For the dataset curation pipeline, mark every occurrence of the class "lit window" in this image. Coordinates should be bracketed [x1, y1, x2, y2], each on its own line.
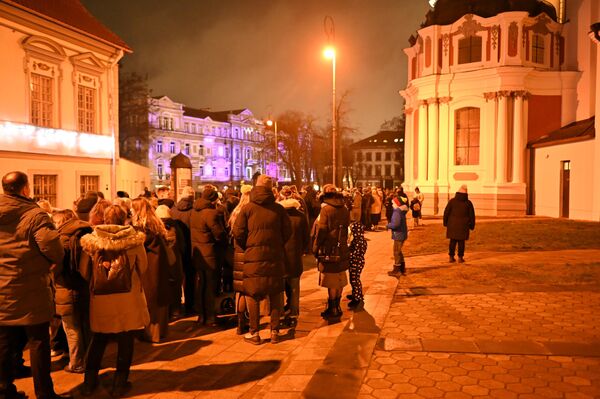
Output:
[532, 34, 545, 64]
[77, 85, 95, 133]
[33, 174, 57, 206]
[31, 73, 53, 127]
[458, 35, 482, 64]
[80, 175, 99, 196]
[169, 141, 176, 154]
[455, 107, 480, 165]
[156, 140, 163, 153]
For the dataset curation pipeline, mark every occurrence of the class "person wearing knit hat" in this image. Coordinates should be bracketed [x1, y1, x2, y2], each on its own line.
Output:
[387, 196, 409, 276]
[443, 185, 476, 263]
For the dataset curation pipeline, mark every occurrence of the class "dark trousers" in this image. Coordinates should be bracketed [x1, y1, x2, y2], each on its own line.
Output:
[183, 263, 196, 314]
[393, 240, 405, 266]
[449, 239, 466, 257]
[246, 293, 282, 333]
[86, 331, 135, 378]
[0, 322, 55, 399]
[196, 267, 218, 323]
[349, 252, 366, 301]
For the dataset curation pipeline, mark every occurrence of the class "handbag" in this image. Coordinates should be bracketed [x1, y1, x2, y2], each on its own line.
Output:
[317, 225, 343, 264]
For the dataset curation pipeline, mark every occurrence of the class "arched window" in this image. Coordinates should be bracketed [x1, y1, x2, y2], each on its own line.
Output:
[532, 34, 545, 64]
[455, 107, 480, 165]
[458, 36, 482, 64]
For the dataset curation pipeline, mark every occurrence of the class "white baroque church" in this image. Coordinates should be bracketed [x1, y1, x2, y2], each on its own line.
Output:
[401, 0, 599, 220]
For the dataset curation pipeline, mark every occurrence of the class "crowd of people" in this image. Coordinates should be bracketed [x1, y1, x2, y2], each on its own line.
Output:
[0, 169, 474, 399]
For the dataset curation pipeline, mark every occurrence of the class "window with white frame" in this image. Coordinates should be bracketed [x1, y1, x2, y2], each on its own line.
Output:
[169, 141, 176, 154]
[80, 175, 99, 196]
[77, 85, 96, 133]
[157, 164, 163, 177]
[30, 73, 54, 128]
[212, 167, 216, 177]
[225, 167, 229, 176]
[156, 140, 163, 153]
[199, 165, 204, 176]
[246, 148, 251, 159]
[184, 122, 189, 132]
[34, 174, 57, 206]
[199, 145, 204, 155]
[184, 143, 190, 155]
[455, 107, 480, 165]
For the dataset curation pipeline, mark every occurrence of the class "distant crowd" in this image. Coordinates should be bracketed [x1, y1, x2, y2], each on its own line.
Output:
[0, 170, 474, 399]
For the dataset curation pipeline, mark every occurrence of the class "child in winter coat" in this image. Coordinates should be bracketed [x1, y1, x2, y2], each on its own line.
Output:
[347, 221, 367, 310]
[386, 196, 409, 276]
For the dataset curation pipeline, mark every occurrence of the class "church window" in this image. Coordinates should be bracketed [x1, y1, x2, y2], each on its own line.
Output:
[455, 107, 480, 165]
[458, 36, 482, 64]
[532, 34, 545, 64]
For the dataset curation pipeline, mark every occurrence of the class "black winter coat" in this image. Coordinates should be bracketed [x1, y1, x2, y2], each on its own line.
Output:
[171, 197, 194, 230]
[54, 219, 93, 316]
[280, 199, 309, 279]
[162, 218, 186, 305]
[232, 186, 292, 298]
[443, 192, 476, 240]
[190, 198, 227, 271]
[314, 192, 350, 273]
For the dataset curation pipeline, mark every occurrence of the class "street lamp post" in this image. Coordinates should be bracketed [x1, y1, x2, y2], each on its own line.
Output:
[323, 16, 336, 186]
[266, 119, 278, 180]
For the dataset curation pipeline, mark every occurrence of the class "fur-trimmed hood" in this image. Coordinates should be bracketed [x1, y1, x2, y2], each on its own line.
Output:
[320, 191, 345, 208]
[279, 198, 301, 210]
[81, 224, 145, 254]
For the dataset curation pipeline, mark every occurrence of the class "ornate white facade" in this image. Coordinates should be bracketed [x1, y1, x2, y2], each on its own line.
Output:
[145, 96, 282, 189]
[401, 0, 599, 220]
[0, 0, 149, 207]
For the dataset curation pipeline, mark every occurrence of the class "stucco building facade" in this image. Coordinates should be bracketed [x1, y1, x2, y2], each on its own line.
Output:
[0, 0, 149, 208]
[351, 130, 405, 189]
[401, 0, 599, 220]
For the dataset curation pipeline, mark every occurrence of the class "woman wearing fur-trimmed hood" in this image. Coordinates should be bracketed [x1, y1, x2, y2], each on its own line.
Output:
[78, 205, 149, 396]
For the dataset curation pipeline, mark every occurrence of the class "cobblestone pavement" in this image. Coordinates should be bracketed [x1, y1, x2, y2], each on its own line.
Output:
[15, 222, 600, 398]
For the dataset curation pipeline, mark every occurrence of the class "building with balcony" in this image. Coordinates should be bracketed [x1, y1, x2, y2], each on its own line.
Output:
[125, 95, 273, 190]
[401, 0, 600, 220]
[0, 0, 149, 208]
[351, 130, 405, 189]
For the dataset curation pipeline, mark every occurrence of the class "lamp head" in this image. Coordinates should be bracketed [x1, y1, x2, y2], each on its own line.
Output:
[323, 47, 336, 60]
[266, 119, 274, 127]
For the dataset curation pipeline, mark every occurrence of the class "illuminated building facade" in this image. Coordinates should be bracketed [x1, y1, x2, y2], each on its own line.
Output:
[401, 0, 600, 220]
[143, 96, 274, 189]
[0, 0, 149, 207]
[351, 131, 405, 189]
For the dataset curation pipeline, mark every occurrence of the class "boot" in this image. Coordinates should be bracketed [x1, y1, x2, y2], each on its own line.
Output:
[236, 313, 248, 335]
[387, 265, 401, 277]
[110, 371, 132, 398]
[458, 256, 465, 263]
[399, 262, 406, 275]
[449, 256, 456, 263]
[80, 371, 99, 396]
[321, 299, 336, 319]
[331, 297, 343, 318]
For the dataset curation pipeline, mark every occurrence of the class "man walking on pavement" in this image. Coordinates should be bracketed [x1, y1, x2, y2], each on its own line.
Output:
[443, 184, 476, 263]
[0, 171, 72, 399]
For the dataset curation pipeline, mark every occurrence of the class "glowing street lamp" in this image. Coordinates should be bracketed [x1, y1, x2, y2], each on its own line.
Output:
[266, 118, 278, 179]
[323, 15, 337, 186]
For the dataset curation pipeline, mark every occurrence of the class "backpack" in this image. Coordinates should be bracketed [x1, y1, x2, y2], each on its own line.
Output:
[91, 249, 132, 295]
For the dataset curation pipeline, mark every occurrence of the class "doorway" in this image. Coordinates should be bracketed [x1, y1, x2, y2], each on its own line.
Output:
[559, 160, 570, 218]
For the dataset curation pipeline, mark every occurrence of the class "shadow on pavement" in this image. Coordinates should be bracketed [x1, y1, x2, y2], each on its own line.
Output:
[89, 360, 281, 394]
[133, 338, 212, 365]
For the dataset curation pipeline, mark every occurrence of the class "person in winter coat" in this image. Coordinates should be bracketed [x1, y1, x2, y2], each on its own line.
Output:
[361, 187, 374, 230]
[74, 191, 99, 222]
[278, 195, 309, 327]
[232, 175, 292, 344]
[190, 187, 227, 326]
[228, 184, 252, 335]
[0, 171, 71, 399]
[443, 185, 476, 263]
[347, 221, 367, 310]
[387, 196, 409, 276]
[370, 188, 383, 230]
[313, 184, 350, 321]
[79, 205, 149, 397]
[155, 205, 186, 321]
[157, 186, 175, 208]
[170, 186, 195, 315]
[131, 198, 175, 342]
[410, 195, 422, 228]
[350, 188, 363, 223]
[51, 209, 93, 374]
[88, 200, 112, 226]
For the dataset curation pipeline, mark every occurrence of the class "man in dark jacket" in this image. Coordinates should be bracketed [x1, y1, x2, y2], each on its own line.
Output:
[443, 185, 476, 263]
[190, 187, 227, 326]
[233, 175, 292, 344]
[0, 171, 71, 399]
[278, 196, 309, 327]
[171, 186, 195, 315]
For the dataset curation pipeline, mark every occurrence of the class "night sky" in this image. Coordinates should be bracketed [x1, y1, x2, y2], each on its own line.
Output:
[82, 0, 430, 138]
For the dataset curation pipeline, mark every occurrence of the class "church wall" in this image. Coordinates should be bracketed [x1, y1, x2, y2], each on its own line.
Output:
[527, 95, 562, 142]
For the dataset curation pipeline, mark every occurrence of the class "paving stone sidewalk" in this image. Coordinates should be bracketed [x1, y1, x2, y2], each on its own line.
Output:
[15, 224, 600, 398]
